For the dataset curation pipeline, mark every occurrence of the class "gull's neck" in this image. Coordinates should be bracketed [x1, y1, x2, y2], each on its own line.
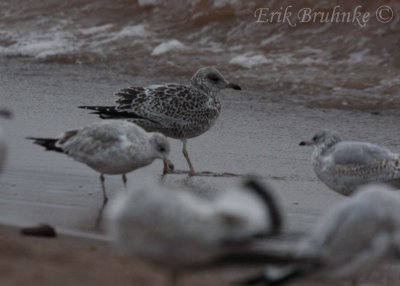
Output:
[191, 78, 218, 95]
[312, 139, 340, 162]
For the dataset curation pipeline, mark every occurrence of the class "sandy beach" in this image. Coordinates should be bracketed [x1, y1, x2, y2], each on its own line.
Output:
[1, 57, 400, 285]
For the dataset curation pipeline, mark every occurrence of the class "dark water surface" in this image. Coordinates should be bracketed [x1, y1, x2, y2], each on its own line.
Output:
[1, 0, 400, 110]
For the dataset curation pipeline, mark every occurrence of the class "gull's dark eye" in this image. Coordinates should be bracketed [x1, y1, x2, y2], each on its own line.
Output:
[158, 145, 166, 152]
[207, 73, 220, 82]
[312, 136, 318, 141]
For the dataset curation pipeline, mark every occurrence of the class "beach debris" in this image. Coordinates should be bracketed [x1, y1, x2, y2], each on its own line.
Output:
[21, 224, 57, 238]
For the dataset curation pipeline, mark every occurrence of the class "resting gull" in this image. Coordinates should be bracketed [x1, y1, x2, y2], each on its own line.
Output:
[106, 179, 283, 285]
[240, 183, 400, 286]
[299, 130, 400, 195]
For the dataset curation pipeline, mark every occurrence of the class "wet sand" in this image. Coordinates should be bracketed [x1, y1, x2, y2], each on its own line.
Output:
[1, 58, 400, 285]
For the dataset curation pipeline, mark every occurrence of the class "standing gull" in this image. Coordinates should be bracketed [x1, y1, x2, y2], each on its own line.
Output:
[27, 120, 171, 206]
[240, 183, 400, 286]
[106, 179, 283, 285]
[299, 130, 400, 195]
[79, 67, 241, 176]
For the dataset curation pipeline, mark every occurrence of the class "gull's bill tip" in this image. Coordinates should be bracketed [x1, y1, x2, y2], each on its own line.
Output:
[299, 141, 312, 146]
[0, 109, 12, 119]
[227, 82, 241, 90]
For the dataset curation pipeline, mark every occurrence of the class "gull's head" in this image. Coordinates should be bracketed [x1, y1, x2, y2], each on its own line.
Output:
[149, 132, 171, 160]
[299, 130, 342, 147]
[191, 67, 241, 93]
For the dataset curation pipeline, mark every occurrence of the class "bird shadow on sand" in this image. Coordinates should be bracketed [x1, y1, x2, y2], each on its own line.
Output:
[167, 170, 247, 178]
[165, 170, 290, 181]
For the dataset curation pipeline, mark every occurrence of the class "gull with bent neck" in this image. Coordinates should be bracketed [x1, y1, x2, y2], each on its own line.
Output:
[300, 130, 400, 196]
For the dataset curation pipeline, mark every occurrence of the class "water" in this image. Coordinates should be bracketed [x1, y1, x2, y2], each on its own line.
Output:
[1, 0, 400, 110]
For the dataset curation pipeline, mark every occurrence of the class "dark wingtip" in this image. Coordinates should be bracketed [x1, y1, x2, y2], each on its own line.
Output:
[242, 178, 283, 235]
[228, 83, 242, 90]
[0, 109, 12, 119]
[25, 137, 64, 153]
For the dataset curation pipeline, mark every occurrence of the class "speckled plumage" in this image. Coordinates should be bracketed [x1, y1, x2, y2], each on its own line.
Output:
[112, 83, 222, 139]
[300, 130, 400, 195]
[79, 67, 241, 175]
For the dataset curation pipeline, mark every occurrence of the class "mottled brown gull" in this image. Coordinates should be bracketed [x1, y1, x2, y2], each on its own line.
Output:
[79, 67, 241, 176]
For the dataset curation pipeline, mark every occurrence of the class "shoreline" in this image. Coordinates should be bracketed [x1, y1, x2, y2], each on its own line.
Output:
[2, 57, 400, 232]
[1, 57, 400, 285]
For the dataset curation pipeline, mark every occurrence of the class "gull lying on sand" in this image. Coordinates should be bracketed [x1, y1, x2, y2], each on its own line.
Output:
[106, 179, 283, 285]
[240, 183, 400, 286]
[300, 130, 400, 195]
[79, 67, 241, 176]
[27, 120, 171, 206]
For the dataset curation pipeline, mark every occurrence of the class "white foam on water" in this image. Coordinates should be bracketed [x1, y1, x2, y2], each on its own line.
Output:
[337, 49, 383, 66]
[299, 57, 324, 65]
[116, 24, 148, 38]
[151, 39, 186, 56]
[212, 0, 240, 8]
[229, 54, 269, 68]
[260, 34, 283, 46]
[296, 46, 323, 55]
[347, 49, 370, 64]
[79, 24, 113, 36]
[138, 0, 159, 7]
[295, 46, 329, 66]
[0, 30, 78, 59]
[79, 24, 151, 52]
[379, 75, 400, 88]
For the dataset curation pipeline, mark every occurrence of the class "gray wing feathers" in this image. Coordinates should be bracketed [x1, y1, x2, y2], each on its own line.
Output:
[328, 142, 400, 180]
[60, 122, 134, 155]
[330, 142, 397, 166]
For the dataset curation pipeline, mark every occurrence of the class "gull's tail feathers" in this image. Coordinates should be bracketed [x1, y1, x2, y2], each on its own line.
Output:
[78, 105, 151, 121]
[78, 105, 120, 119]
